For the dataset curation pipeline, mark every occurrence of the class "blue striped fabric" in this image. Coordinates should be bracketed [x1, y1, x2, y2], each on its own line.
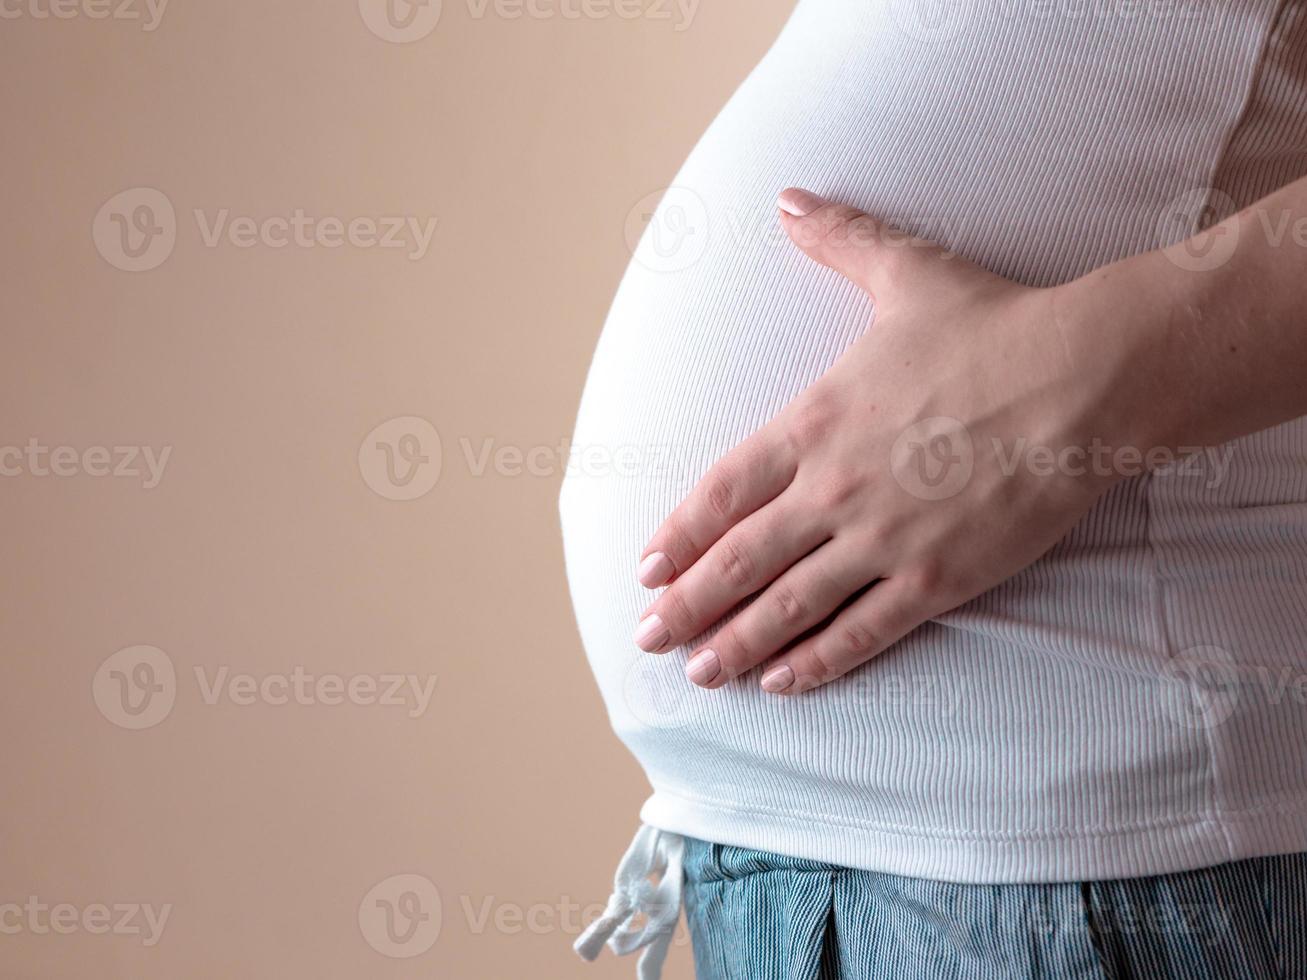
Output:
[681, 837, 1307, 979]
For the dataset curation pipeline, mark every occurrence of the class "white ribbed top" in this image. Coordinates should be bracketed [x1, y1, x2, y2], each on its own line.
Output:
[560, 0, 1307, 882]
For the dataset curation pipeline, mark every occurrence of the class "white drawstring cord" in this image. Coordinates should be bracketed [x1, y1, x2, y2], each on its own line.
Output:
[574, 824, 685, 980]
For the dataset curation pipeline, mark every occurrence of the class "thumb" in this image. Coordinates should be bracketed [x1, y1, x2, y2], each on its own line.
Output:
[777, 187, 945, 304]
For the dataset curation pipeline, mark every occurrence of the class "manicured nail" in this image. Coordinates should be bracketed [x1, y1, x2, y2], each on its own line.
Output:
[637, 552, 675, 588]
[777, 188, 826, 217]
[761, 664, 794, 694]
[685, 649, 720, 685]
[634, 614, 670, 652]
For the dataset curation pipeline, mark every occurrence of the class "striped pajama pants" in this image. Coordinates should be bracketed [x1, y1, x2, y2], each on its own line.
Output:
[682, 838, 1307, 979]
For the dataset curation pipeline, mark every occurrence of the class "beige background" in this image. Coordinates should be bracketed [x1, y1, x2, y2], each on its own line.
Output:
[0, 1, 793, 977]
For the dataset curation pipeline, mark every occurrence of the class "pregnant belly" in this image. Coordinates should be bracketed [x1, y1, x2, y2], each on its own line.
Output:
[559, 0, 1307, 842]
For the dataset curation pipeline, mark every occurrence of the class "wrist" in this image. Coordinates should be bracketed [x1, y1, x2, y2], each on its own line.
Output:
[1042, 257, 1199, 488]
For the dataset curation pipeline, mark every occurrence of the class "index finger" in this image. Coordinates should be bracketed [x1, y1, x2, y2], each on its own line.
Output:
[637, 429, 797, 588]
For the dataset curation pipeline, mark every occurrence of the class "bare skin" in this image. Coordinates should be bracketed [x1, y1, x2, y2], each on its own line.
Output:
[631, 183, 1307, 695]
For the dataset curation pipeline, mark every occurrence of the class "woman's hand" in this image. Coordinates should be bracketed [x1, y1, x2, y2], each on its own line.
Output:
[632, 188, 1122, 694]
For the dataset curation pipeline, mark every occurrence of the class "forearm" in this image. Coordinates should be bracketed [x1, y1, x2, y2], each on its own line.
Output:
[1058, 176, 1307, 460]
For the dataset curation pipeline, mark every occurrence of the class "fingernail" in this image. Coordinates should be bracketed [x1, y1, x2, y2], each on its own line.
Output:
[761, 664, 794, 694]
[777, 188, 825, 217]
[637, 552, 675, 588]
[685, 649, 721, 685]
[634, 614, 670, 652]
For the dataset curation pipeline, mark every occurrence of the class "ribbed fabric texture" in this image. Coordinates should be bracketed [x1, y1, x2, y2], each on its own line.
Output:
[560, 0, 1307, 883]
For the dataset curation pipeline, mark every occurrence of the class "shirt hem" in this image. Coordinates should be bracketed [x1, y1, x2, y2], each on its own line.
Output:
[639, 788, 1307, 884]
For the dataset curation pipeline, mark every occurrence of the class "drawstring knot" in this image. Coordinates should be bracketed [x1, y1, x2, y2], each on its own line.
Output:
[574, 825, 685, 980]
